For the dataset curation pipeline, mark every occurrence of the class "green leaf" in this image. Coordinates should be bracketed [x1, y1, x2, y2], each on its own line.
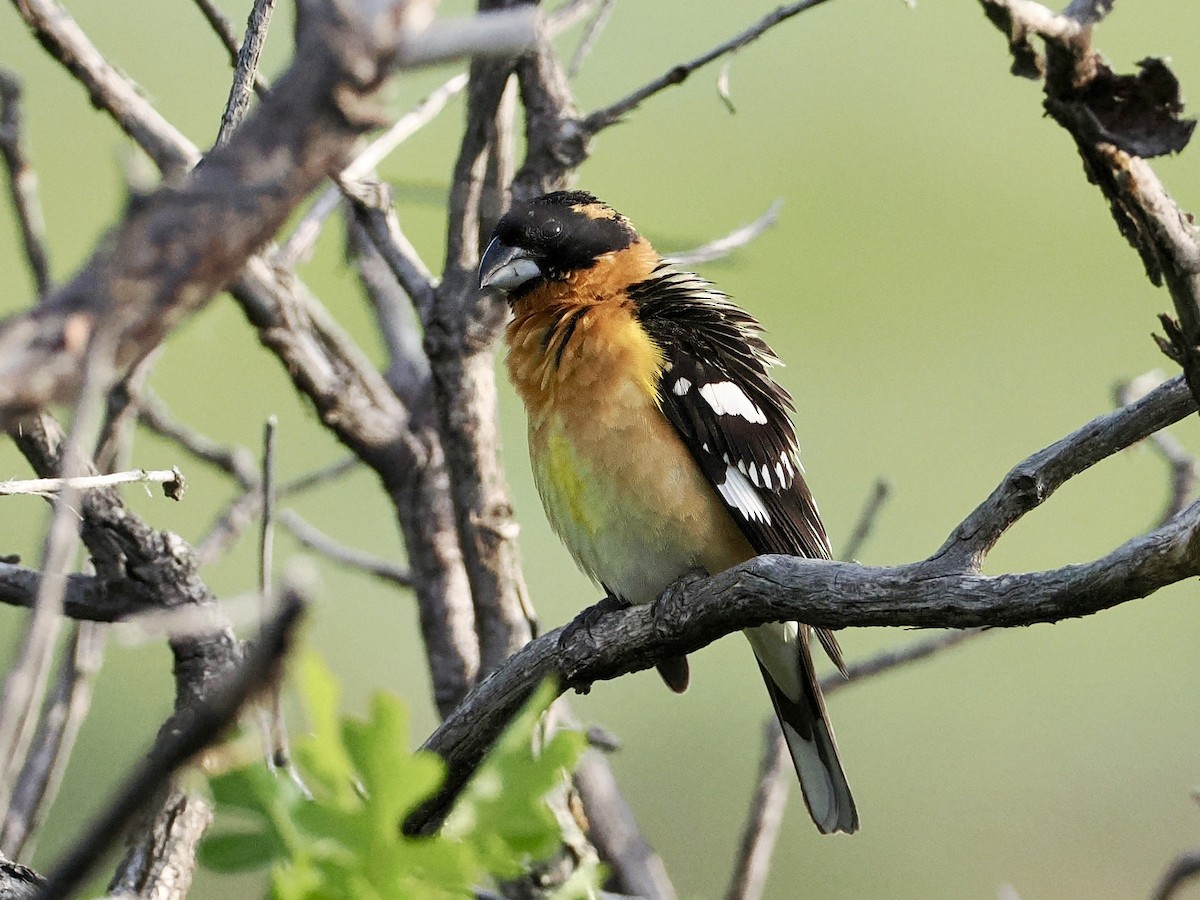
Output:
[341, 693, 445, 829]
[448, 679, 588, 876]
[202, 654, 601, 899]
[294, 652, 357, 805]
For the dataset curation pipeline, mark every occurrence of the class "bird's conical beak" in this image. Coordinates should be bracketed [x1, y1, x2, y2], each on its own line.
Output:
[479, 238, 543, 292]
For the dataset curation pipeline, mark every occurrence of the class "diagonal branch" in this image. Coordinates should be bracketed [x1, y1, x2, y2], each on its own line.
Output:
[408, 376, 1200, 832]
[0, 70, 51, 298]
[932, 374, 1195, 570]
[190, 0, 272, 97]
[38, 590, 304, 900]
[0, 0, 535, 427]
[214, 0, 277, 147]
[583, 0, 837, 133]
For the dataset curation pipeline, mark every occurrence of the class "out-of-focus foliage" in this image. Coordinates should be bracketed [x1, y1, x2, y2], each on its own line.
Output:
[200, 656, 595, 898]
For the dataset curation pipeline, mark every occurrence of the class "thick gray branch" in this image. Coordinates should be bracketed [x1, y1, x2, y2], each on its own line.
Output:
[409, 377, 1200, 831]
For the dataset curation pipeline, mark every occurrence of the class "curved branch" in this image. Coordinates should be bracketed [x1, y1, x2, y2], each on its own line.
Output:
[408, 377, 1200, 832]
[412, 501, 1200, 832]
[933, 374, 1195, 569]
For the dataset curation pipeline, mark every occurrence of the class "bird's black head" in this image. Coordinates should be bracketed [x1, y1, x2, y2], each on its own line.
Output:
[479, 191, 640, 298]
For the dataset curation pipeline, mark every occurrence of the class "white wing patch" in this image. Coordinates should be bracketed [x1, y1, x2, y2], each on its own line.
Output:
[672, 377, 692, 396]
[717, 465, 772, 525]
[698, 381, 767, 424]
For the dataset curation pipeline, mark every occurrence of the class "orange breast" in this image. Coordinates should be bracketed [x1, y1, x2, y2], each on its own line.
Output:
[506, 298, 754, 604]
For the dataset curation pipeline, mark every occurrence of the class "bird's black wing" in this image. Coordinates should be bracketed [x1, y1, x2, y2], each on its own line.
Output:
[631, 266, 832, 562]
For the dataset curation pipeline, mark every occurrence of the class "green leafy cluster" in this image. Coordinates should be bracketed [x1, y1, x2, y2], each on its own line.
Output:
[200, 654, 598, 899]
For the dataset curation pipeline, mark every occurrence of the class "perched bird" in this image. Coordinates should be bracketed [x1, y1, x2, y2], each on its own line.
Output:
[479, 191, 858, 834]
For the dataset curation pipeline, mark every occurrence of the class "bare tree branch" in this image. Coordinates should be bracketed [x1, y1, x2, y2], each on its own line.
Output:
[583, 0, 836, 133]
[665, 199, 783, 268]
[979, 0, 1200, 410]
[0, 0, 536, 426]
[279, 509, 413, 587]
[566, 0, 615, 78]
[573, 752, 677, 900]
[1116, 375, 1198, 527]
[214, 0, 277, 147]
[343, 211, 477, 716]
[350, 186, 438, 320]
[840, 477, 893, 562]
[0, 70, 51, 298]
[105, 788, 211, 900]
[0, 623, 105, 859]
[138, 393, 257, 488]
[1152, 849, 1200, 900]
[0, 335, 115, 828]
[38, 589, 304, 900]
[430, 26, 532, 677]
[189, 0, 272, 97]
[932, 375, 1195, 571]
[0, 468, 184, 498]
[724, 721, 789, 900]
[279, 71, 468, 267]
[408, 375, 1199, 832]
[9, 0, 199, 175]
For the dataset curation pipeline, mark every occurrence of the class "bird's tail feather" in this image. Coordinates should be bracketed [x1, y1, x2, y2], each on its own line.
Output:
[746, 624, 858, 834]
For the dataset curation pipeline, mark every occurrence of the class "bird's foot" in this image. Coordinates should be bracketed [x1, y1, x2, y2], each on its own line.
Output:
[558, 592, 630, 694]
[650, 568, 707, 636]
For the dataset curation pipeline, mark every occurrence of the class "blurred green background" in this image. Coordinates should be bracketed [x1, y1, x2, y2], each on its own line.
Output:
[3, 0, 1200, 897]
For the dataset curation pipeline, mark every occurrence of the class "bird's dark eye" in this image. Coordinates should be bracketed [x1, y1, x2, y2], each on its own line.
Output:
[539, 219, 563, 243]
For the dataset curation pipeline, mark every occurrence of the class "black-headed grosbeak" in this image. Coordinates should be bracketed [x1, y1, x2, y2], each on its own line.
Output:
[479, 191, 858, 834]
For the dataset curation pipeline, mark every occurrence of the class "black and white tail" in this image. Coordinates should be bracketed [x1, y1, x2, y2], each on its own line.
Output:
[746, 623, 858, 834]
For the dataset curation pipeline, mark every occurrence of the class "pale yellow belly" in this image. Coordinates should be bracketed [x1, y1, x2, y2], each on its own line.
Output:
[530, 379, 752, 605]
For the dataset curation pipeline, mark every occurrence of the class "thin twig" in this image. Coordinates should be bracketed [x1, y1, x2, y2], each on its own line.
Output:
[278, 72, 469, 267]
[190, 0, 271, 96]
[546, 0, 605, 33]
[36, 589, 306, 900]
[214, 0, 277, 147]
[1115, 376, 1197, 527]
[840, 477, 893, 562]
[932, 375, 1196, 570]
[724, 721, 789, 900]
[1152, 849, 1200, 900]
[584, 0, 836, 132]
[0, 71, 51, 298]
[279, 509, 413, 587]
[138, 392, 257, 488]
[256, 416, 297, 777]
[665, 199, 783, 268]
[0, 623, 106, 858]
[567, 0, 616, 78]
[350, 187, 438, 322]
[344, 213, 479, 718]
[0, 331, 116, 823]
[0, 468, 185, 498]
[723, 628, 985, 899]
[194, 455, 360, 566]
[259, 417, 277, 601]
[823, 630, 986, 695]
[572, 751, 677, 900]
[395, 8, 538, 68]
[9, 0, 199, 177]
